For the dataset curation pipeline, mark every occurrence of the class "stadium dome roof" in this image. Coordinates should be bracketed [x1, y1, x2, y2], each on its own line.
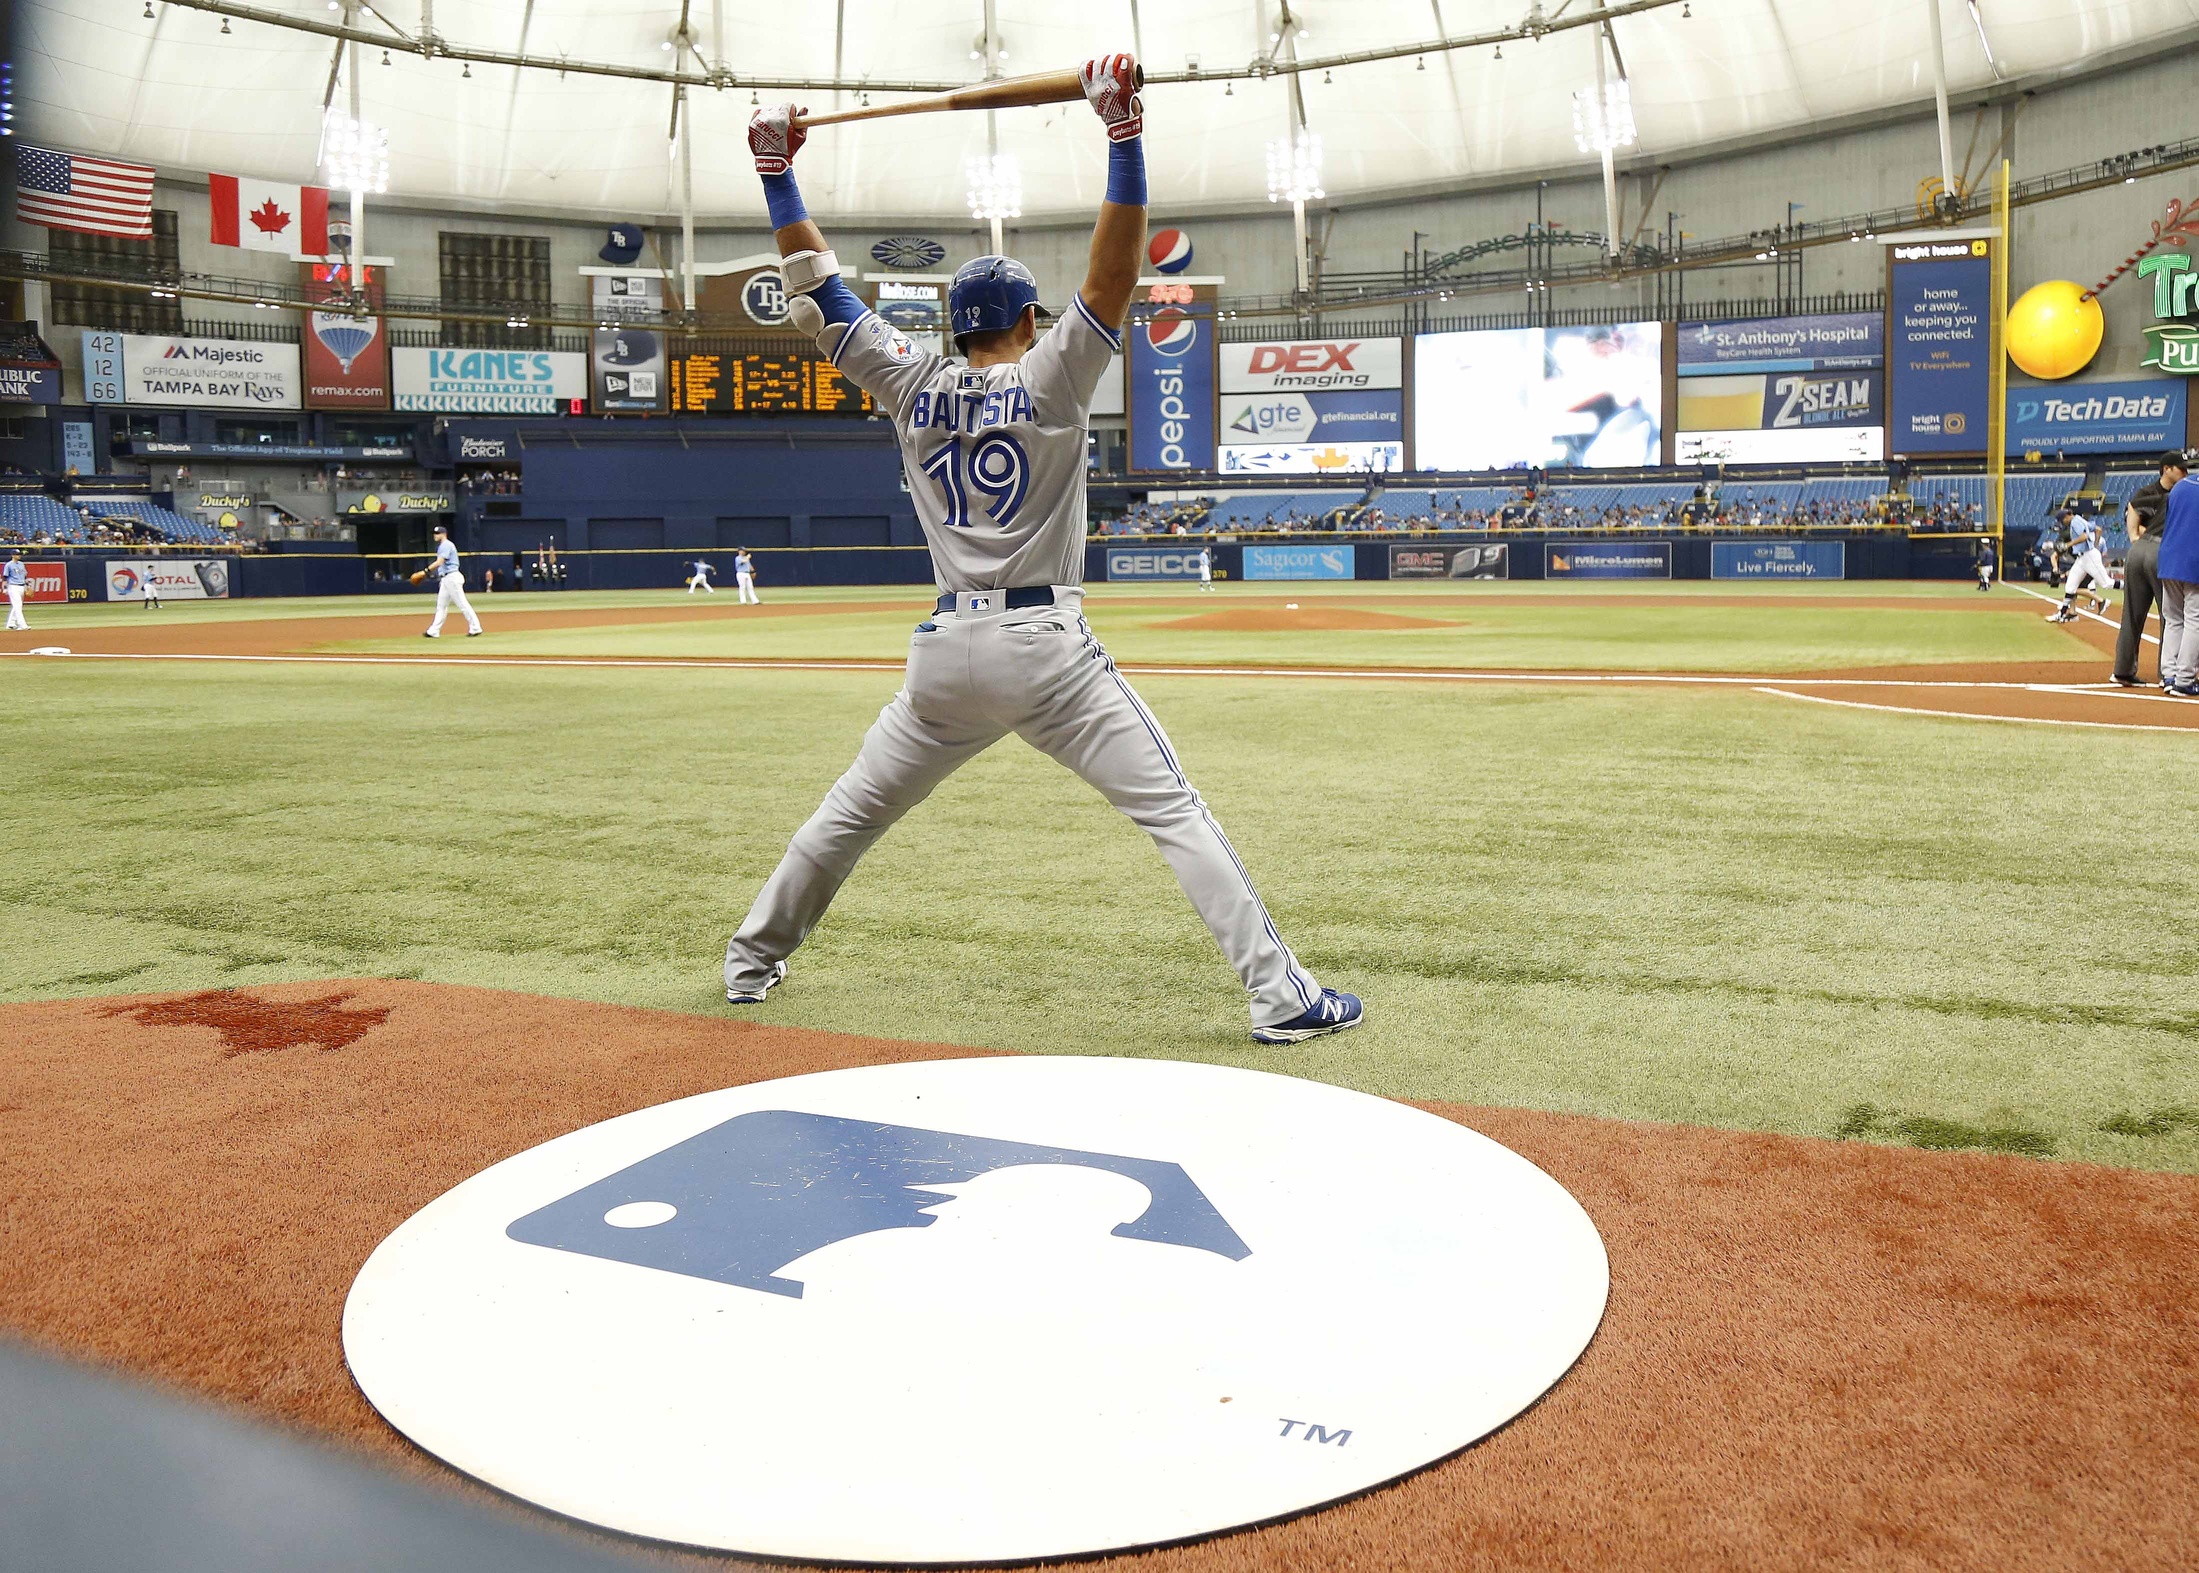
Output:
[18, 0, 2196, 225]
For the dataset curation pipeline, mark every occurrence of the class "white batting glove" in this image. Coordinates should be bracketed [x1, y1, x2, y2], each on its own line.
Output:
[1080, 54, 1143, 142]
[748, 103, 808, 176]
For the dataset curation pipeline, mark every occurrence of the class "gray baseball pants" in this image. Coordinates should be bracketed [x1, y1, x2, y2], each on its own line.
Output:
[2160, 579, 2199, 691]
[724, 594, 1323, 1027]
[2114, 535, 2159, 684]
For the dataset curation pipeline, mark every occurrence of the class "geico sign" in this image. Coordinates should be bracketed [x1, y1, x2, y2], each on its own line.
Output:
[1109, 550, 1202, 579]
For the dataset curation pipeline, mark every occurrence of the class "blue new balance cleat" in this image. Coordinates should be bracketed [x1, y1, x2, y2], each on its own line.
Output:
[1250, 989, 1363, 1045]
[726, 960, 788, 1005]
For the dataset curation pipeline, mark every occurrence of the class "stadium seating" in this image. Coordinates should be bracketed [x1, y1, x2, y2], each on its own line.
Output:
[1918, 472, 2081, 526]
[1796, 477, 1885, 508]
[0, 494, 86, 542]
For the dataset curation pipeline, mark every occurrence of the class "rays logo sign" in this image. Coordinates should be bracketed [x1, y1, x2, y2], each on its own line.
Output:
[1130, 289, 1215, 470]
[345, 1057, 1608, 1565]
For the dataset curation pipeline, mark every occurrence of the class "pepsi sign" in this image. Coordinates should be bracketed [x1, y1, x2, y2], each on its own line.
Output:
[344, 1056, 1608, 1564]
[1148, 227, 1194, 274]
[1129, 297, 1216, 471]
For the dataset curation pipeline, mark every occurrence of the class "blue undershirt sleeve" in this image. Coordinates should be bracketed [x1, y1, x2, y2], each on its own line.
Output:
[1105, 136, 1147, 207]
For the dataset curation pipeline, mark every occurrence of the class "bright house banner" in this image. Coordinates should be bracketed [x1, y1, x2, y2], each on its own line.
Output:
[82, 332, 301, 409]
[1888, 238, 1994, 455]
[1129, 301, 1216, 472]
[1676, 313, 1883, 374]
[393, 347, 587, 413]
[2005, 378, 2186, 455]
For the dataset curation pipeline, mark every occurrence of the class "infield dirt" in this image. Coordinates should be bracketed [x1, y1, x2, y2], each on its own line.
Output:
[3, 981, 2192, 1571]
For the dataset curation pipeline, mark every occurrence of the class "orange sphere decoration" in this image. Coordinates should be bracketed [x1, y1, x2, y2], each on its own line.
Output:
[2005, 280, 2104, 380]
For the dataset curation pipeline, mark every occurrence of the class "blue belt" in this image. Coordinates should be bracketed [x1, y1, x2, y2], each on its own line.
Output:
[935, 586, 1057, 613]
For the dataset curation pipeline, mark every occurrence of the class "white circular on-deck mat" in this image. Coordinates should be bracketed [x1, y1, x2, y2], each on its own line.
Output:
[343, 1057, 1607, 1565]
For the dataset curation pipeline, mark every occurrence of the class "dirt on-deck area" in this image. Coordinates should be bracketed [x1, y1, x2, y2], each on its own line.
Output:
[3, 981, 2194, 1571]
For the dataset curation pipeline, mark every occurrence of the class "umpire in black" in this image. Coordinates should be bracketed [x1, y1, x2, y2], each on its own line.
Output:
[2115, 448, 2191, 688]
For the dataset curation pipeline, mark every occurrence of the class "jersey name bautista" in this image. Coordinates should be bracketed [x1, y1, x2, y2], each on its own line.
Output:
[909, 385, 1036, 433]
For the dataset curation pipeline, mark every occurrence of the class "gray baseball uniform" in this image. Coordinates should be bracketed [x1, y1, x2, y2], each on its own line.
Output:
[723, 296, 1324, 1027]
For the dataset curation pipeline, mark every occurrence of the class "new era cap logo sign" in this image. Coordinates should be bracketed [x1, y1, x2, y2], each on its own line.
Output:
[506, 1110, 1249, 1298]
[345, 1058, 1607, 1564]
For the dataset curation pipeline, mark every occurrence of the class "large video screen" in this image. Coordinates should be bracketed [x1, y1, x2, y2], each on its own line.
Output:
[1413, 323, 1663, 470]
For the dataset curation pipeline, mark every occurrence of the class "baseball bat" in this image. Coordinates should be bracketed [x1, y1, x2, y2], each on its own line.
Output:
[793, 64, 1142, 130]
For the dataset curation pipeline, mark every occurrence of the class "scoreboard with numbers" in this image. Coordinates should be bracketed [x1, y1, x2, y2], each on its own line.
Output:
[668, 352, 874, 415]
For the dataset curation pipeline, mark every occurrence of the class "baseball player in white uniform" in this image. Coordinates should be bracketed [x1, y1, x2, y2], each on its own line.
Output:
[687, 558, 717, 593]
[1198, 544, 1215, 591]
[422, 523, 483, 638]
[140, 569, 161, 610]
[4, 552, 28, 630]
[734, 549, 760, 604]
[2047, 512, 2112, 622]
[720, 58, 1360, 1045]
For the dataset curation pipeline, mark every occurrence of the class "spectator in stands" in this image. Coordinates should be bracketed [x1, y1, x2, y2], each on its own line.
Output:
[2155, 464, 2199, 696]
[2114, 449, 2188, 689]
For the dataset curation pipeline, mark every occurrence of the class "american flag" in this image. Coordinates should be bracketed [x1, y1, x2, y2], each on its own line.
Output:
[15, 144, 156, 238]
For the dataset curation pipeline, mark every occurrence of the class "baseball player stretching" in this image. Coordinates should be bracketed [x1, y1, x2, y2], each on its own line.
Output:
[4, 551, 28, 630]
[734, 548, 761, 604]
[687, 558, 717, 593]
[422, 522, 483, 638]
[2048, 512, 2112, 622]
[720, 60, 1360, 1044]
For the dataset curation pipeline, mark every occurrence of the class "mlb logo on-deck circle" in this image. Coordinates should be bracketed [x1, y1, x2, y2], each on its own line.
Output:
[343, 1056, 1607, 1565]
[1147, 307, 1198, 356]
[1148, 227, 1194, 273]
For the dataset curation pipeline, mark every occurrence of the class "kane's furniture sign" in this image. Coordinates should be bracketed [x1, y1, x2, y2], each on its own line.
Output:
[82, 332, 301, 409]
[393, 348, 587, 413]
[1711, 540, 1846, 580]
[1887, 237, 1993, 455]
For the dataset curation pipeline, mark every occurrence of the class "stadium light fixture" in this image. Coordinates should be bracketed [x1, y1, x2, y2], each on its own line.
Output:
[321, 110, 390, 194]
[964, 152, 1022, 222]
[1265, 129, 1324, 204]
[1572, 78, 1635, 154]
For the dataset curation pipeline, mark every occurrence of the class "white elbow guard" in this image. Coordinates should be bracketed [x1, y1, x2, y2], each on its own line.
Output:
[786, 293, 826, 341]
[778, 248, 841, 295]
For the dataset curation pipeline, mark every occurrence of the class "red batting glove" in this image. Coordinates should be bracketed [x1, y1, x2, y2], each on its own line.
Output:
[749, 104, 808, 176]
[1080, 54, 1142, 142]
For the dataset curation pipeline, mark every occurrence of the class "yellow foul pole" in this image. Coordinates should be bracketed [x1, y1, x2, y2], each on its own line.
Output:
[1988, 158, 2011, 577]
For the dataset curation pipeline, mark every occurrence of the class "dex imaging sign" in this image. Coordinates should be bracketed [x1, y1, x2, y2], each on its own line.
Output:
[344, 1057, 1607, 1564]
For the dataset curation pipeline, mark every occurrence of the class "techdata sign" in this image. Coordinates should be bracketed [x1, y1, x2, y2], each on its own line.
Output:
[1888, 237, 1994, 455]
[393, 347, 587, 413]
[1219, 339, 1403, 475]
[1677, 313, 1883, 373]
[1710, 540, 1847, 580]
[343, 1057, 1608, 1563]
[1546, 542, 1671, 580]
[1106, 547, 1207, 582]
[82, 332, 301, 409]
[1243, 543, 1355, 580]
[2005, 378, 2186, 455]
[1128, 287, 1216, 472]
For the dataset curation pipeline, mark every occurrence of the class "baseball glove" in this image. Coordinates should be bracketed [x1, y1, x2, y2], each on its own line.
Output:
[409, 570, 425, 585]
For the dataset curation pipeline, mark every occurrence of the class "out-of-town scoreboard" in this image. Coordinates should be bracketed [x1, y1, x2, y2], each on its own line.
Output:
[668, 352, 874, 414]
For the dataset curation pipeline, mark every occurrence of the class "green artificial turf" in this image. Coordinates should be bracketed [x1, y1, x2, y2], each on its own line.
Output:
[303, 580, 2087, 673]
[5, 646, 2195, 1173]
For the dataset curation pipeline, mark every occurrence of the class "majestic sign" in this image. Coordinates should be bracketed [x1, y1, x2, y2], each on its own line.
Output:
[1887, 237, 1994, 455]
[81, 332, 302, 410]
[2006, 378, 2186, 455]
[343, 1057, 1608, 1564]
[392, 347, 587, 413]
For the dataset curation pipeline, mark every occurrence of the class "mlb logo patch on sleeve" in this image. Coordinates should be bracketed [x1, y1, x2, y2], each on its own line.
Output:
[344, 1057, 1607, 1565]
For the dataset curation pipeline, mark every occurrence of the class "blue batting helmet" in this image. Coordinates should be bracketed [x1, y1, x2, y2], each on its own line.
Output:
[948, 255, 1044, 345]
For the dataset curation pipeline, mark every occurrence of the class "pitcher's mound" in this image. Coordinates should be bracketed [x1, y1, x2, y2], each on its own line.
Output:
[1157, 606, 1451, 632]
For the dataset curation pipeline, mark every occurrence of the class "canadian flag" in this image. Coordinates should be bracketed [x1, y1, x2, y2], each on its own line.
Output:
[208, 173, 330, 255]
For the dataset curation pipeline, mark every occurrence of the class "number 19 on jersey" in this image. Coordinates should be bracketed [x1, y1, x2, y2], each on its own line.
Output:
[921, 434, 1029, 529]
